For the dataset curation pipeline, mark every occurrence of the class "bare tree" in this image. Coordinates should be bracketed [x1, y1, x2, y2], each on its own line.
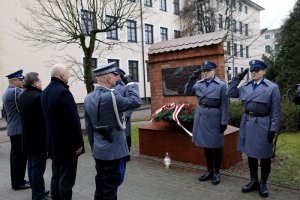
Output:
[16, 0, 141, 93]
[180, 0, 263, 77]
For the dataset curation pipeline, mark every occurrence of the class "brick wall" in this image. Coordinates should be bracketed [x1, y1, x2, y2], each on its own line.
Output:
[147, 43, 225, 114]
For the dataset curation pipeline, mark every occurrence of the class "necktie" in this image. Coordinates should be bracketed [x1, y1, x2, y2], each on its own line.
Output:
[253, 83, 258, 90]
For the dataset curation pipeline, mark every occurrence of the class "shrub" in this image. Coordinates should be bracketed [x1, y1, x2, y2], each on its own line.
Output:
[228, 98, 300, 132]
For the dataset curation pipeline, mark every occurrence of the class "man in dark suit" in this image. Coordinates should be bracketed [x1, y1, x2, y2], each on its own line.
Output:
[19, 72, 51, 200]
[2, 69, 30, 190]
[41, 64, 84, 200]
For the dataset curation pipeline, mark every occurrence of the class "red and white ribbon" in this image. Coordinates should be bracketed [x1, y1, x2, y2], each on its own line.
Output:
[172, 104, 193, 137]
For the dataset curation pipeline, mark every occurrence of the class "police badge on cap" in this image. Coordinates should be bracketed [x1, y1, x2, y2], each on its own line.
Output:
[249, 60, 267, 70]
[6, 69, 24, 80]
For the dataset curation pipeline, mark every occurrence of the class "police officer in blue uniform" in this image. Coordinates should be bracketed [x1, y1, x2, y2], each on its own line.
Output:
[114, 68, 133, 162]
[185, 61, 229, 185]
[84, 62, 142, 200]
[2, 70, 30, 190]
[227, 60, 281, 198]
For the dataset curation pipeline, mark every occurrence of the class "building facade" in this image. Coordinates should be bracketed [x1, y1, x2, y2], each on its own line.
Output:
[0, 0, 263, 109]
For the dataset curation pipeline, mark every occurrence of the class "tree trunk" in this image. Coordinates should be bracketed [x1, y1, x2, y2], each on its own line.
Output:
[83, 55, 95, 93]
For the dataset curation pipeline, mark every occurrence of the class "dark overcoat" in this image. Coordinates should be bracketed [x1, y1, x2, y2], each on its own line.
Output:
[227, 77, 281, 158]
[185, 76, 229, 148]
[18, 86, 47, 153]
[41, 77, 84, 161]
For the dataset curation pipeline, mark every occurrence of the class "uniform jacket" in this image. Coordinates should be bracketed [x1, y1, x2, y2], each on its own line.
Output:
[84, 82, 142, 160]
[2, 85, 23, 136]
[18, 86, 47, 154]
[114, 80, 133, 136]
[227, 77, 281, 158]
[41, 77, 84, 161]
[185, 76, 229, 148]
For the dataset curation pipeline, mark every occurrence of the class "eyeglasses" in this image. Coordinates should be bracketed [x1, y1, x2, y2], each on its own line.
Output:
[250, 69, 261, 73]
[203, 69, 213, 72]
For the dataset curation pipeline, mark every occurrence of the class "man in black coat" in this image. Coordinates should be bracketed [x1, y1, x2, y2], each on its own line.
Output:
[41, 64, 84, 200]
[18, 72, 51, 200]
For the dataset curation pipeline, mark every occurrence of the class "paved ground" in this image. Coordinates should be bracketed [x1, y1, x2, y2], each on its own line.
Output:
[1, 142, 300, 200]
[1, 105, 300, 199]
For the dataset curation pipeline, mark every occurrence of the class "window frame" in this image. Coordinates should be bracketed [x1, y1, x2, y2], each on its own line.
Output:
[144, 0, 152, 7]
[145, 24, 154, 44]
[160, 27, 168, 41]
[106, 15, 118, 40]
[173, 0, 179, 15]
[160, 0, 167, 11]
[127, 20, 137, 43]
[128, 60, 139, 82]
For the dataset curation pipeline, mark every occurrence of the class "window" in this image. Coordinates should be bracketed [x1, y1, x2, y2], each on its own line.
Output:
[239, 2, 242, 11]
[145, 24, 153, 44]
[106, 15, 118, 40]
[225, 0, 229, 6]
[174, 30, 181, 38]
[128, 60, 139, 81]
[160, 0, 167, 11]
[81, 9, 94, 36]
[225, 17, 230, 29]
[205, 16, 211, 32]
[240, 45, 243, 57]
[245, 6, 248, 14]
[227, 41, 231, 55]
[107, 59, 120, 68]
[265, 34, 270, 39]
[246, 46, 249, 58]
[83, 57, 97, 82]
[232, 0, 236, 9]
[227, 66, 232, 80]
[245, 24, 248, 36]
[218, 14, 223, 29]
[241, 67, 244, 73]
[144, 0, 152, 7]
[232, 19, 236, 32]
[160, 27, 168, 41]
[265, 45, 271, 53]
[173, 0, 179, 15]
[234, 43, 237, 56]
[127, 20, 137, 42]
[239, 22, 243, 34]
[274, 44, 280, 52]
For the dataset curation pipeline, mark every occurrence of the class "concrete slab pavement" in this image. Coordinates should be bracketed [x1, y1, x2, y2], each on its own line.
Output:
[0, 142, 299, 200]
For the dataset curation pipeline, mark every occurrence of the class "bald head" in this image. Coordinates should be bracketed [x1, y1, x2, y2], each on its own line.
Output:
[51, 64, 70, 84]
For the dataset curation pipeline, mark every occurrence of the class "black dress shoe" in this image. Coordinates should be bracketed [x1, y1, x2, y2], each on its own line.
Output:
[242, 180, 259, 193]
[13, 183, 31, 190]
[259, 181, 269, 198]
[198, 171, 213, 181]
[212, 173, 220, 185]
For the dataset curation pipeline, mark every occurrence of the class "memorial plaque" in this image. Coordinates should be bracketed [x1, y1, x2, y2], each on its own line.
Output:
[162, 65, 201, 96]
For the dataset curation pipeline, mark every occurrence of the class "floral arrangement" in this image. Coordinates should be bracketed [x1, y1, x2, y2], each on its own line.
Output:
[149, 103, 195, 136]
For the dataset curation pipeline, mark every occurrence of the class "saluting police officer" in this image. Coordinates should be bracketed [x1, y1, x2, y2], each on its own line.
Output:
[114, 68, 133, 162]
[2, 70, 30, 190]
[185, 61, 229, 185]
[84, 62, 142, 200]
[227, 60, 281, 198]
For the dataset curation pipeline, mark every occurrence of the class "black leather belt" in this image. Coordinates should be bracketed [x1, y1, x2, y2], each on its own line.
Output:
[199, 104, 220, 109]
[245, 110, 270, 117]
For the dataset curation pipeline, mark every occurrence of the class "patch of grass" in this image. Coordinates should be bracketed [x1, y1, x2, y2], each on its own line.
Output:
[131, 124, 140, 145]
[270, 132, 300, 188]
[131, 116, 150, 122]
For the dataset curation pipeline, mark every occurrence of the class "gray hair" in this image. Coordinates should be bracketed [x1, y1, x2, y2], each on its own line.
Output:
[24, 72, 39, 88]
[51, 63, 67, 78]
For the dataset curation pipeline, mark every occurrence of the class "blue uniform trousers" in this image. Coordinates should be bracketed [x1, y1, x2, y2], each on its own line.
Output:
[10, 134, 27, 189]
[94, 158, 126, 200]
[28, 152, 47, 200]
[51, 158, 78, 200]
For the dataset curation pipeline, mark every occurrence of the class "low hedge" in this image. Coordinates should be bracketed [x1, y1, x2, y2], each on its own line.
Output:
[229, 99, 299, 132]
